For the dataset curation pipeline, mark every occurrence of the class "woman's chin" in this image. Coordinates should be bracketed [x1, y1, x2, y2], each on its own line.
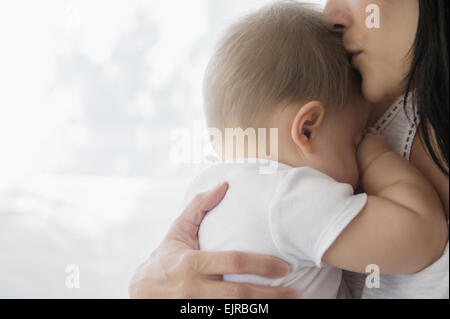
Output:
[360, 70, 404, 104]
[360, 78, 387, 104]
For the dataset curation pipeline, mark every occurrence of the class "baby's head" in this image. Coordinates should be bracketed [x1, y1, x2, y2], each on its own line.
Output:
[203, 1, 370, 188]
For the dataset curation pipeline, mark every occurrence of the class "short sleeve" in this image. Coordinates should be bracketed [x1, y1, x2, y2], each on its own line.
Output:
[269, 168, 367, 268]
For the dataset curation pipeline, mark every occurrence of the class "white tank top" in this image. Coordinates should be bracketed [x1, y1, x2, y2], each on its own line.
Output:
[342, 94, 450, 299]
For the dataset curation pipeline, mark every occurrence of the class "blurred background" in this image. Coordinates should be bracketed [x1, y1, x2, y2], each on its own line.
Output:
[0, 0, 324, 298]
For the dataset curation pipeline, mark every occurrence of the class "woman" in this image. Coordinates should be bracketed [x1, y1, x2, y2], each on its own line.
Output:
[129, 0, 449, 299]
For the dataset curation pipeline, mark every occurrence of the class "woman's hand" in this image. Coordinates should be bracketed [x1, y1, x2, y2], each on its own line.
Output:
[129, 182, 298, 299]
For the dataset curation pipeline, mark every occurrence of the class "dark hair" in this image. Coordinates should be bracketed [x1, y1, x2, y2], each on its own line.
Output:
[405, 0, 449, 176]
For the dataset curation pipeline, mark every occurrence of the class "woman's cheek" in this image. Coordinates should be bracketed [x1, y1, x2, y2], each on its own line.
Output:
[360, 45, 411, 103]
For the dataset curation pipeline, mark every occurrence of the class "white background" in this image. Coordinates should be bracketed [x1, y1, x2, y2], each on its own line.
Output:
[0, 0, 324, 298]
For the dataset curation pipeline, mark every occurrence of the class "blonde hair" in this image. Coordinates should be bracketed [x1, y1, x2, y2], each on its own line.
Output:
[203, 1, 358, 130]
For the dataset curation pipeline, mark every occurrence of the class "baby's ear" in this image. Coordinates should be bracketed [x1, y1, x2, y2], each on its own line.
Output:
[290, 101, 325, 154]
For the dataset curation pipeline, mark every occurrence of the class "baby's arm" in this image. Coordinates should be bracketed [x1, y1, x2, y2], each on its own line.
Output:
[323, 130, 448, 275]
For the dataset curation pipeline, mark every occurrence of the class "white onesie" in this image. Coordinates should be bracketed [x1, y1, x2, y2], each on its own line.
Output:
[182, 160, 367, 299]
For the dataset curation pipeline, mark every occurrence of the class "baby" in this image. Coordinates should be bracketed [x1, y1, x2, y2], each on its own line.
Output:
[182, 2, 448, 298]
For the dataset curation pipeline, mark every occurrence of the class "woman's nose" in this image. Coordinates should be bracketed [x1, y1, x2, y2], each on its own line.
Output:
[322, 0, 352, 33]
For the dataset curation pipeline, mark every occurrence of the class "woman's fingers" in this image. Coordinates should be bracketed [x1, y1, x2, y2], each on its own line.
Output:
[206, 281, 299, 299]
[193, 251, 290, 278]
[130, 181, 296, 299]
[182, 182, 230, 226]
[168, 182, 229, 245]
[155, 184, 294, 299]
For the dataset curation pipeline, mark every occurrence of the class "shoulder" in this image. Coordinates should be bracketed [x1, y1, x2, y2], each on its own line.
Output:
[269, 166, 368, 233]
[269, 167, 367, 266]
[272, 167, 356, 204]
[183, 162, 288, 206]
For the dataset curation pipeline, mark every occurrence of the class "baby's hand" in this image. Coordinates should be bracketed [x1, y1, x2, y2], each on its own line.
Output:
[357, 128, 392, 174]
